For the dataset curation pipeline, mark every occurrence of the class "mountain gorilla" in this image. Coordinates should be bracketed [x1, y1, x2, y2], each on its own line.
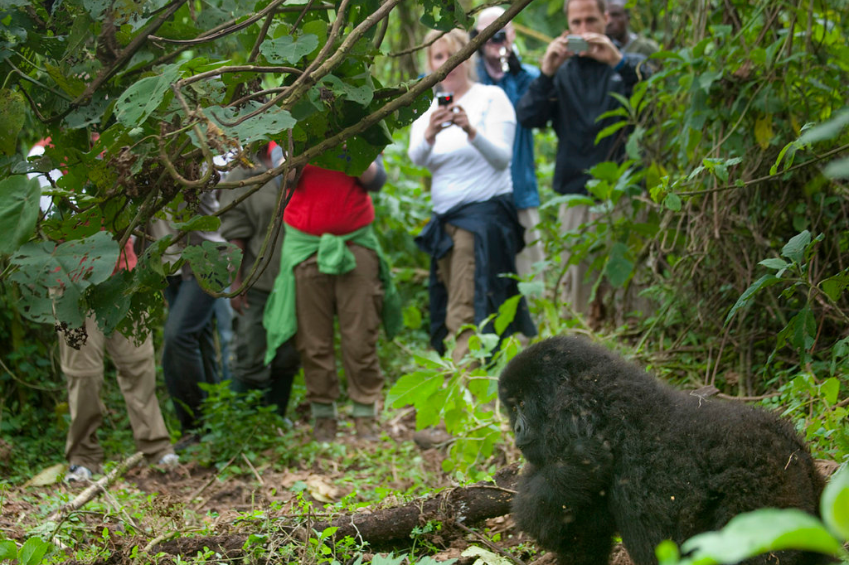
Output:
[498, 336, 826, 565]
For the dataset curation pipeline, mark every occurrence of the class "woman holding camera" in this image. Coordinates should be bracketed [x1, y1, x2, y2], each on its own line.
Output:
[408, 28, 535, 364]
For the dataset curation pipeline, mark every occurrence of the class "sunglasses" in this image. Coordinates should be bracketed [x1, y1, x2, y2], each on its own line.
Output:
[470, 29, 508, 44]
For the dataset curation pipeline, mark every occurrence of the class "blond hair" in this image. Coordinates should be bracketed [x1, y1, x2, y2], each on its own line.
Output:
[424, 28, 477, 82]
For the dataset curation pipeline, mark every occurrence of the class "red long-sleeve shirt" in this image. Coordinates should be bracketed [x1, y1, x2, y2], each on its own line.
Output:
[283, 165, 375, 236]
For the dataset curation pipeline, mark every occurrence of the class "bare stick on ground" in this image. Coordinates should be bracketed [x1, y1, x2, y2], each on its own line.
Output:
[49, 451, 145, 522]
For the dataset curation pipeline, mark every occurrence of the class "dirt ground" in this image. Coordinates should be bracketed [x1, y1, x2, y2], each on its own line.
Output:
[0, 411, 544, 565]
[3, 408, 840, 565]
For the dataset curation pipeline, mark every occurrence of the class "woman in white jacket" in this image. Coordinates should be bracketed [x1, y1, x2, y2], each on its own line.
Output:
[409, 28, 535, 364]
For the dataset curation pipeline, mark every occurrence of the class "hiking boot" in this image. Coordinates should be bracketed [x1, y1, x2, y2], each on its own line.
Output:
[313, 418, 338, 443]
[158, 453, 180, 467]
[354, 417, 380, 441]
[66, 464, 93, 482]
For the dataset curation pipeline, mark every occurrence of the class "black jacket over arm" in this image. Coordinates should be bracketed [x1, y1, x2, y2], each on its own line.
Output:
[516, 53, 649, 195]
[415, 194, 537, 354]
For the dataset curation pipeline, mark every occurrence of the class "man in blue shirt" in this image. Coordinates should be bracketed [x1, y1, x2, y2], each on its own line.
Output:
[474, 7, 545, 283]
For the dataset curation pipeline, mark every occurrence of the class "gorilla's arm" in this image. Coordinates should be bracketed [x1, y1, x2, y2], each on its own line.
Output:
[513, 463, 616, 565]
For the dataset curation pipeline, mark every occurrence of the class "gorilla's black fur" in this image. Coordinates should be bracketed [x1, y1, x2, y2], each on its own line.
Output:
[498, 336, 826, 565]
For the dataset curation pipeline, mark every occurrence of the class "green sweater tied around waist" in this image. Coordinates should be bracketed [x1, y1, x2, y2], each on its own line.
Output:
[263, 223, 401, 364]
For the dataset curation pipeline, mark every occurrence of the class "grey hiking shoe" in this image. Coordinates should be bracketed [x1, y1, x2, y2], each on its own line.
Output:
[158, 453, 180, 467]
[66, 464, 93, 482]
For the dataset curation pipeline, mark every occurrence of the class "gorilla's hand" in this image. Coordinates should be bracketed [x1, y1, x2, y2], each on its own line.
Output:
[514, 464, 616, 565]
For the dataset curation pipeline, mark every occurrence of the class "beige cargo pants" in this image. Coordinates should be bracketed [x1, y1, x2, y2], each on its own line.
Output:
[60, 316, 172, 471]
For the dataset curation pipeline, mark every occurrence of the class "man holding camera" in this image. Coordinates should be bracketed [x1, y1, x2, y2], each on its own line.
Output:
[516, 0, 650, 320]
[473, 7, 545, 282]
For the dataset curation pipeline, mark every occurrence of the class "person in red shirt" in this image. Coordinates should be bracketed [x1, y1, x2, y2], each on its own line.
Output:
[265, 156, 395, 442]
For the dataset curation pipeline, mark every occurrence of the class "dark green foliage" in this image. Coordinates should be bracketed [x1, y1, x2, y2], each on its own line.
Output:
[189, 381, 287, 468]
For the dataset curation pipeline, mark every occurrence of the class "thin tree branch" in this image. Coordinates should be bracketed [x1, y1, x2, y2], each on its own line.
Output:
[679, 143, 849, 196]
[49, 452, 145, 523]
[227, 87, 288, 108]
[220, 0, 356, 128]
[47, 0, 186, 123]
[149, 0, 288, 45]
[215, 0, 537, 191]
[388, 30, 447, 57]
[176, 65, 302, 88]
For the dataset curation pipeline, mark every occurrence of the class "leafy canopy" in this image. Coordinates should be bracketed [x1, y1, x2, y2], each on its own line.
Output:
[0, 0, 533, 336]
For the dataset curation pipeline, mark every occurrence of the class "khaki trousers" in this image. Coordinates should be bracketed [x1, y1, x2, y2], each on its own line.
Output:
[435, 224, 476, 365]
[558, 204, 597, 316]
[515, 207, 546, 283]
[558, 202, 654, 326]
[294, 244, 384, 407]
[60, 317, 172, 470]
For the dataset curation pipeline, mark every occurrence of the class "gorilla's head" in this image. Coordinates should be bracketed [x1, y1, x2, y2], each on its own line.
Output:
[498, 336, 615, 466]
[498, 339, 572, 465]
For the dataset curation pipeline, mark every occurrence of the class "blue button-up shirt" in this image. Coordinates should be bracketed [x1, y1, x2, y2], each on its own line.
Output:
[477, 57, 540, 210]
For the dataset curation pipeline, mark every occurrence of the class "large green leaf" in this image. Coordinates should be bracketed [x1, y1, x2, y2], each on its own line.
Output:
[208, 102, 297, 144]
[259, 34, 319, 65]
[389, 87, 433, 129]
[114, 64, 182, 127]
[18, 537, 51, 565]
[173, 214, 222, 233]
[788, 307, 816, 353]
[0, 88, 27, 155]
[322, 74, 374, 106]
[820, 271, 849, 302]
[799, 110, 849, 144]
[605, 242, 635, 288]
[759, 258, 790, 271]
[820, 465, 849, 541]
[781, 230, 811, 264]
[402, 303, 422, 330]
[44, 62, 86, 98]
[724, 274, 782, 324]
[370, 555, 406, 565]
[0, 175, 40, 256]
[181, 240, 241, 293]
[420, 0, 469, 31]
[9, 231, 120, 328]
[83, 0, 110, 19]
[412, 351, 450, 370]
[64, 91, 110, 129]
[823, 157, 849, 179]
[680, 509, 844, 565]
[494, 294, 521, 335]
[386, 370, 444, 409]
[85, 270, 133, 335]
[0, 540, 17, 561]
[310, 134, 382, 176]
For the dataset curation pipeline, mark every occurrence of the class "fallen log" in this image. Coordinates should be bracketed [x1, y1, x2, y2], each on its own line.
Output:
[152, 462, 521, 557]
